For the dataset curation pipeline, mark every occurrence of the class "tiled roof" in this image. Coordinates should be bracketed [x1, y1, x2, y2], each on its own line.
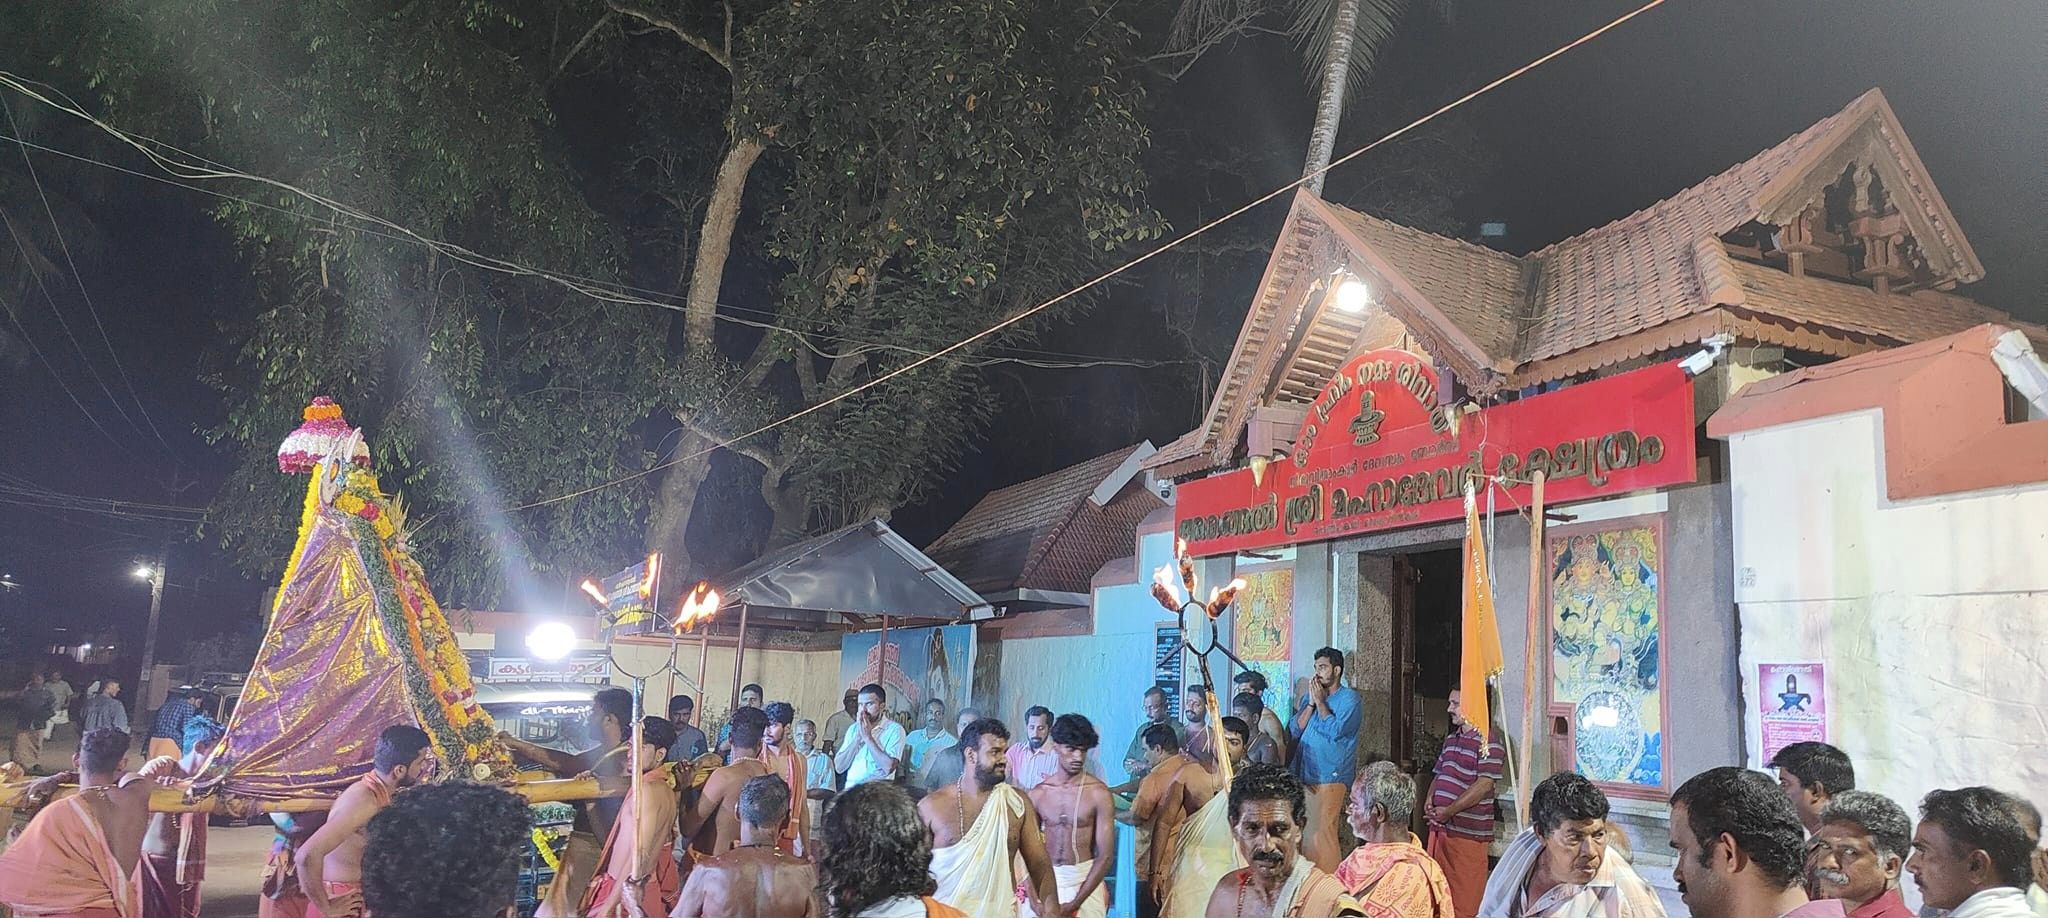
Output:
[925, 444, 1165, 597]
[1144, 88, 2019, 479]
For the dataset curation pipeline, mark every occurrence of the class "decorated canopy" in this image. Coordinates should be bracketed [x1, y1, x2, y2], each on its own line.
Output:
[200, 398, 512, 801]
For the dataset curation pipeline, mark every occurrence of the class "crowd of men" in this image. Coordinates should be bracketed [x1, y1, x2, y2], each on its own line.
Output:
[1, 654, 2043, 918]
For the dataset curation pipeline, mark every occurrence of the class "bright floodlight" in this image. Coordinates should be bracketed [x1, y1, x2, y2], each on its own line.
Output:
[133, 565, 156, 581]
[526, 621, 578, 661]
[1334, 277, 1370, 313]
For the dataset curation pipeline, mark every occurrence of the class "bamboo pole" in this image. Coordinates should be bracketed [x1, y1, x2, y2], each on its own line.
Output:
[0, 775, 620, 814]
[1516, 471, 1547, 826]
[728, 603, 751, 711]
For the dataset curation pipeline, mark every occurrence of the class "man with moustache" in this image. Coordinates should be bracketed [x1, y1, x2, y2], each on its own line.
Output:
[919, 718, 1059, 916]
[1202, 763, 1364, 917]
[1024, 714, 1117, 918]
[1667, 767, 1840, 918]
[1475, 772, 1661, 917]
[904, 699, 957, 776]
[1905, 786, 2036, 918]
[758, 701, 811, 857]
[1804, 790, 1914, 918]
[1183, 686, 1214, 768]
[1425, 689, 1503, 918]
[1008, 706, 1061, 792]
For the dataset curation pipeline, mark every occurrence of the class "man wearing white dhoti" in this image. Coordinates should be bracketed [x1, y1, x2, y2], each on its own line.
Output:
[919, 718, 1060, 917]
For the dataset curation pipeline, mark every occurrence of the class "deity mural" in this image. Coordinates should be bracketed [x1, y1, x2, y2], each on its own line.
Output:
[1233, 566, 1295, 718]
[1548, 521, 1664, 790]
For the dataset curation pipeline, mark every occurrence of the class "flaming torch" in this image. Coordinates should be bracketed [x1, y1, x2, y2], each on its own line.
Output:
[673, 581, 722, 634]
[577, 579, 609, 607]
[1151, 565, 1185, 614]
[1205, 578, 1248, 620]
[1176, 538, 1197, 599]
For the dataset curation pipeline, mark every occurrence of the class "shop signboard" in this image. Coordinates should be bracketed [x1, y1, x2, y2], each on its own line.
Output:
[1174, 349, 1697, 556]
[484, 653, 613, 684]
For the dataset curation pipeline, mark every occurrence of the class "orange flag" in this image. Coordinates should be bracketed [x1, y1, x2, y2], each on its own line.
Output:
[1461, 485, 1505, 742]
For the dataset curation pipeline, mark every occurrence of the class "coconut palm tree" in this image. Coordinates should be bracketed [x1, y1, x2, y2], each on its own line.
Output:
[1168, 0, 1420, 193]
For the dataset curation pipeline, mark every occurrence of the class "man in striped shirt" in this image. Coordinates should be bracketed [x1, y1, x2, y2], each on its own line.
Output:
[1427, 689, 1505, 918]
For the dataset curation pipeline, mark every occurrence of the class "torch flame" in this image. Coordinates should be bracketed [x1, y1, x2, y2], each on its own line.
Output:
[673, 581, 722, 633]
[1205, 577, 1248, 620]
[578, 579, 608, 606]
[1150, 565, 1184, 614]
[639, 551, 662, 599]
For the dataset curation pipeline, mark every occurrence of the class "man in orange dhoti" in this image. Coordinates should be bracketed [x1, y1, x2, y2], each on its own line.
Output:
[587, 717, 682, 918]
[298, 725, 436, 918]
[758, 702, 811, 858]
[0, 728, 179, 918]
[1337, 763, 1454, 918]
[257, 813, 325, 918]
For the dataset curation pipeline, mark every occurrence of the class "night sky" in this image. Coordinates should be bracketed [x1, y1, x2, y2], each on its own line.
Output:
[2, 0, 2042, 666]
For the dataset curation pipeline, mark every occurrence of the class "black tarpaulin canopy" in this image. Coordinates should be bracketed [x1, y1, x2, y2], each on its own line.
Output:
[709, 519, 990, 628]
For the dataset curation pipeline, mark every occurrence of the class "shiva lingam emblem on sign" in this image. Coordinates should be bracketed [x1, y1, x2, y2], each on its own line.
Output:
[1349, 390, 1386, 446]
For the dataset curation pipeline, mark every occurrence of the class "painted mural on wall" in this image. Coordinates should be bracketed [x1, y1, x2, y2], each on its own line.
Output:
[1758, 661, 1828, 764]
[1548, 518, 1666, 791]
[839, 624, 976, 718]
[1233, 565, 1295, 717]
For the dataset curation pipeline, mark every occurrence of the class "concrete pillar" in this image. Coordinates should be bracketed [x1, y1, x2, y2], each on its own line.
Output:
[1352, 553, 1395, 761]
[1291, 542, 1333, 684]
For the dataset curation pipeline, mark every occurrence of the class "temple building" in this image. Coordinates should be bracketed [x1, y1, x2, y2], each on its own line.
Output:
[1138, 87, 2042, 858]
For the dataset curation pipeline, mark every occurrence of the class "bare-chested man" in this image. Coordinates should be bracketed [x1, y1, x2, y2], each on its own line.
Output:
[672, 775, 819, 917]
[501, 686, 634, 837]
[1025, 714, 1116, 918]
[919, 718, 1060, 916]
[683, 707, 777, 857]
[1203, 764, 1363, 917]
[297, 724, 435, 918]
[592, 717, 684, 918]
[0, 728, 179, 917]
[1121, 722, 1219, 910]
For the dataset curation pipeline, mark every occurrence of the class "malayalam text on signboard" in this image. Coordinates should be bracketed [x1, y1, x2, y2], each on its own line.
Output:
[1174, 350, 1697, 556]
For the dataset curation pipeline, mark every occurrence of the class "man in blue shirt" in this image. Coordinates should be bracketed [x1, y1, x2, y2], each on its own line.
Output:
[149, 686, 205, 759]
[667, 694, 710, 764]
[1291, 646, 1361, 874]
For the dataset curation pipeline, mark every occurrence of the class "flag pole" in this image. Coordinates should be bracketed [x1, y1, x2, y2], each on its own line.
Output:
[1516, 471, 1547, 826]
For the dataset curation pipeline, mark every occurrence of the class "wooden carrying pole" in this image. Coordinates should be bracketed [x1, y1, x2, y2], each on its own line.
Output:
[1516, 470, 1547, 826]
[0, 774, 619, 814]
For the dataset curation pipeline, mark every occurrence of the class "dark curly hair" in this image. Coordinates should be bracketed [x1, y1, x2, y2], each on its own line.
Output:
[819, 780, 934, 917]
[1530, 771, 1610, 836]
[362, 783, 530, 918]
[763, 701, 795, 726]
[1919, 787, 2035, 889]
[636, 715, 678, 754]
[1050, 713, 1098, 750]
[78, 728, 130, 775]
[1670, 767, 1805, 889]
[1229, 761, 1306, 826]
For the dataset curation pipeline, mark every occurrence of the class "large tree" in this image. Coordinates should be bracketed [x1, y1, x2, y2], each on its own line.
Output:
[7, 0, 1160, 602]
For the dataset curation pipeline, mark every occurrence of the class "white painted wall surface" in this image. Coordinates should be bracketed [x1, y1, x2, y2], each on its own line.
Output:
[996, 527, 1181, 784]
[1726, 408, 2048, 812]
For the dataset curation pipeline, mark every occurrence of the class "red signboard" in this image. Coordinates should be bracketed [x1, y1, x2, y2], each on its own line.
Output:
[1174, 350, 1696, 556]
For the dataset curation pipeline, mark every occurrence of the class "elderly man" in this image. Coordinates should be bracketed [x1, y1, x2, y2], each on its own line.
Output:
[1668, 767, 1839, 918]
[1203, 763, 1364, 917]
[1905, 786, 2037, 918]
[674, 775, 819, 917]
[1804, 790, 1914, 918]
[1475, 772, 1662, 918]
[1769, 742, 1855, 835]
[1337, 761, 1454, 917]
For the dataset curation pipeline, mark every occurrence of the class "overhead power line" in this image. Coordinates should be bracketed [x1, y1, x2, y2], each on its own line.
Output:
[0, 93, 175, 455]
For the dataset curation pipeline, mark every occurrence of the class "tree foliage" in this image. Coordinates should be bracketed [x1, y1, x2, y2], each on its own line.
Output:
[5, 0, 1164, 602]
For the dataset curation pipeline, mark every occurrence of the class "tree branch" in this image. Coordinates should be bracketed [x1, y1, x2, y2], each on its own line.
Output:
[549, 12, 614, 85]
[606, 1, 730, 71]
[677, 409, 772, 469]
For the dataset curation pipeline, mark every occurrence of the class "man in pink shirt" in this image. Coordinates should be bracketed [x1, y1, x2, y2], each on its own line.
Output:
[1807, 790, 1915, 918]
[1006, 705, 1060, 791]
[1669, 767, 1845, 918]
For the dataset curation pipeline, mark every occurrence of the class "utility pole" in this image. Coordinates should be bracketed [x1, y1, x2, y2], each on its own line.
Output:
[134, 554, 167, 729]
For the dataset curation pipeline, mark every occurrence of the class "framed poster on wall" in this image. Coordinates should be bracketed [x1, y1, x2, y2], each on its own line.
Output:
[1232, 563, 1296, 717]
[1546, 514, 1669, 797]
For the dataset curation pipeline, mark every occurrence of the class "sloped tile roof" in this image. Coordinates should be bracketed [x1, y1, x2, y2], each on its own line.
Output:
[1143, 89, 2020, 480]
[925, 444, 1165, 596]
